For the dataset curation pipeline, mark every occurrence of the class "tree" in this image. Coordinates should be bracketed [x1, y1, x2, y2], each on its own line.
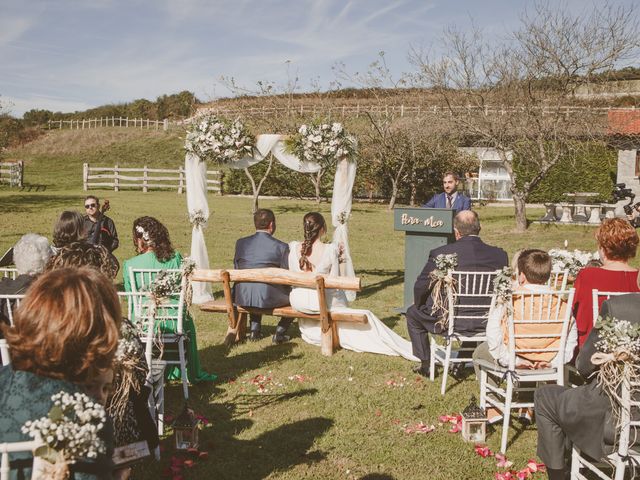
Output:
[409, 2, 639, 231]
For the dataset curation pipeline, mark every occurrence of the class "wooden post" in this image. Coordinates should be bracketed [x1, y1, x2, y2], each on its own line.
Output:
[114, 164, 119, 192]
[219, 171, 224, 196]
[83, 163, 89, 191]
[401, 104, 405, 117]
[316, 276, 335, 356]
[126, 117, 129, 127]
[17, 160, 23, 188]
[163, 119, 168, 131]
[178, 166, 184, 194]
[142, 165, 148, 193]
[82, 119, 85, 129]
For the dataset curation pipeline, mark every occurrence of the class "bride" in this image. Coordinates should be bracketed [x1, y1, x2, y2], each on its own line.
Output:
[288, 212, 418, 361]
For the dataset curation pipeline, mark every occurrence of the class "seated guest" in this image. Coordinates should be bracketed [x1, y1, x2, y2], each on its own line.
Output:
[472, 249, 577, 422]
[47, 241, 119, 280]
[406, 210, 508, 377]
[421, 171, 471, 212]
[52, 210, 86, 251]
[572, 218, 639, 347]
[123, 216, 215, 383]
[0, 233, 52, 328]
[0, 268, 121, 479]
[535, 293, 640, 480]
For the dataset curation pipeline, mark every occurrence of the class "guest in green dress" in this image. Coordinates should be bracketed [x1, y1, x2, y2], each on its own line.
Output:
[122, 216, 216, 383]
[0, 267, 121, 479]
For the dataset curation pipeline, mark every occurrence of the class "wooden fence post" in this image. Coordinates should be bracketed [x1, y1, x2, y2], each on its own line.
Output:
[17, 160, 23, 188]
[114, 164, 119, 192]
[126, 117, 129, 127]
[83, 163, 89, 191]
[219, 171, 224, 196]
[178, 166, 184, 194]
[143, 166, 148, 193]
[163, 119, 168, 131]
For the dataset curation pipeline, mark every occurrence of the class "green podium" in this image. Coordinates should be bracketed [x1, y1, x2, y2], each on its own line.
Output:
[394, 207, 454, 312]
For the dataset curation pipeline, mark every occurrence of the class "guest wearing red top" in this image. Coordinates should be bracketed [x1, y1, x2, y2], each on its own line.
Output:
[572, 218, 639, 347]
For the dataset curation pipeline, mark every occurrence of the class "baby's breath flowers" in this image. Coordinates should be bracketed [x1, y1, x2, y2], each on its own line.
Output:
[286, 121, 356, 167]
[185, 115, 254, 164]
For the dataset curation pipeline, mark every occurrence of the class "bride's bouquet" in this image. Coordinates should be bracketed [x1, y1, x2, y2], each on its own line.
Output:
[285, 121, 356, 167]
[185, 115, 255, 164]
[22, 391, 107, 479]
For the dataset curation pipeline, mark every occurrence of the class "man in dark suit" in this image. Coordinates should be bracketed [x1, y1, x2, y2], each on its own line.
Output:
[233, 209, 293, 344]
[422, 172, 472, 212]
[405, 210, 508, 377]
[535, 293, 640, 480]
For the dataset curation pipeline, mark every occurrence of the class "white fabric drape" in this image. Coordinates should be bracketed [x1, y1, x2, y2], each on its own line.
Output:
[331, 158, 357, 301]
[185, 152, 213, 303]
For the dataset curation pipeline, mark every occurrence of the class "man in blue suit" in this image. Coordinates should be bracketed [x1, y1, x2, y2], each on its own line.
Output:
[422, 172, 471, 212]
[233, 209, 293, 343]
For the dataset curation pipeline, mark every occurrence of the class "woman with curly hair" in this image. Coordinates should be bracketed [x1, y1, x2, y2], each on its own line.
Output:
[122, 216, 215, 383]
[47, 241, 119, 279]
[572, 218, 640, 348]
[288, 212, 417, 360]
[52, 210, 86, 250]
[0, 267, 121, 478]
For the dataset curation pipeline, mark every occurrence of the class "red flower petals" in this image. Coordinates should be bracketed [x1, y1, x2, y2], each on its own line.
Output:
[475, 445, 493, 458]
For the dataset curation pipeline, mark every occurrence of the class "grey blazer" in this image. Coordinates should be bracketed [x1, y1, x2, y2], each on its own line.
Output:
[563, 294, 640, 460]
[232, 232, 291, 308]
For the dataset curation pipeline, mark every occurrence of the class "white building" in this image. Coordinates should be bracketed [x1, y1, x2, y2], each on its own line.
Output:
[459, 147, 513, 201]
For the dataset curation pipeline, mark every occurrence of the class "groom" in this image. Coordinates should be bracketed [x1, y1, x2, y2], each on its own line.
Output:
[233, 209, 293, 344]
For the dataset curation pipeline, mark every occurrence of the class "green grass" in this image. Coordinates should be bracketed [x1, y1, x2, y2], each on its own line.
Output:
[0, 129, 617, 479]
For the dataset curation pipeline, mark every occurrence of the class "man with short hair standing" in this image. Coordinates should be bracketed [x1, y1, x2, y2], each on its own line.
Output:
[422, 171, 471, 212]
[233, 208, 293, 343]
[83, 195, 119, 253]
[406, 210, 508, 377]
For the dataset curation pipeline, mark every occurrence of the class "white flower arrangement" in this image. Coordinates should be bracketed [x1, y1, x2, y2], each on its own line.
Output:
[429, 253, 459, 329]
[22, 391, 106, 465]
[594, 316, 640, 356]
[493, 267, 514, 303]
[433, 253, 458, 276]
[115, 321, 144, 363]
[185, 115, 255, 164]
[285, 121, 356, 167]
[548, 248, 599, 276]
[145, 269, 180, 299]
[188, 209, 208, 228]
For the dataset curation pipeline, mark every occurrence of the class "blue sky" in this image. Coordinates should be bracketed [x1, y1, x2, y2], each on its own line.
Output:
[1, 0, 637, 116]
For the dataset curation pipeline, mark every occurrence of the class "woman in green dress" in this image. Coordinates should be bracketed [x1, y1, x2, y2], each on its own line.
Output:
[122, 216, 215, 383]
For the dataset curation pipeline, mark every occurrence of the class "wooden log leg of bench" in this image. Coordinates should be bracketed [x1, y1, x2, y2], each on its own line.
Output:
[236, 312, 248, 343]
[316, 276, 335, 356]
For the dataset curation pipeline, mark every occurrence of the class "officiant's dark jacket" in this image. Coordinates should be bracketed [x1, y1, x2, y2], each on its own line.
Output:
[233, 231, 291, 308]
[535, 294, 640, 467]
[407, 235, 508, 334]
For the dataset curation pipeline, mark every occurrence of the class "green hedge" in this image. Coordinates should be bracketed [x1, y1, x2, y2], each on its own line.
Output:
[513, 142, 617, 203]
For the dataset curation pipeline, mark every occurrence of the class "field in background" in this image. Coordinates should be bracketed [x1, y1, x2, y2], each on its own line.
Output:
[0, 128, 616, 479]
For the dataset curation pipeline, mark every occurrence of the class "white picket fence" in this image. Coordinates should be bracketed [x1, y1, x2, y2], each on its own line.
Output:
[0, 161, 23, 187]
[82, 164, 223, 194]
[48, 117, 170, 130]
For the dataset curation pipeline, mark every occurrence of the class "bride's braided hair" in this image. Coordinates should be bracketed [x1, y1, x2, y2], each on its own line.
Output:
[299, 212, 326, 272]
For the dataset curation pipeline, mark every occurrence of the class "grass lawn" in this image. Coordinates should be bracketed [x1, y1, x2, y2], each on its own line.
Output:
[0, 129, 617, 479]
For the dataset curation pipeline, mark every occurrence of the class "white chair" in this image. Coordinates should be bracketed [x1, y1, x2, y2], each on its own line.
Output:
[571, 376, 640, 480]
[0, 339, 10, 366]
[127, 268, 189, 399]
[477, 288, 575, 453]
[592, 290, 639, 326]
[547, 268, 569, 291]
[0, 268, 17, 280]
[0, 440, 39, 480]
[0, 294, 25, 327]
[430, 270, 499, 395]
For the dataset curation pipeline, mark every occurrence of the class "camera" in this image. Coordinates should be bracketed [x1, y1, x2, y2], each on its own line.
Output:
[612, 183, 640, 216]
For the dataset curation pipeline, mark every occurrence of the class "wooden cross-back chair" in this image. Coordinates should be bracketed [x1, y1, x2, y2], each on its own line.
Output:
[195, 268, 363, 356]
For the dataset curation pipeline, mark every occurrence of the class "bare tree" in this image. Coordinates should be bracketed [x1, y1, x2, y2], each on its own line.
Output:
[409, 1, 639, 231]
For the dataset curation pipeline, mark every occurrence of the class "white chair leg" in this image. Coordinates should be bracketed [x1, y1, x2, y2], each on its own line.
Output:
[177, 338, 189, 400]
[429, 338, 436, 382]
[479, 369, 487, 409]
[570, 447, 581, 478]
[614, 455, 626, 480]
[440, 342, 452, 396]
[500, 379, 513, 453]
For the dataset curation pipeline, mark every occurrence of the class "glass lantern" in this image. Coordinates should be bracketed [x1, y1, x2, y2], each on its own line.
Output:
[172, 405, 199, 451]
[461, 396, 487, 443]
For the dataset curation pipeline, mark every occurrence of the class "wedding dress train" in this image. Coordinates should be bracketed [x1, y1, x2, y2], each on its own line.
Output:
[288, 241, 418, 361]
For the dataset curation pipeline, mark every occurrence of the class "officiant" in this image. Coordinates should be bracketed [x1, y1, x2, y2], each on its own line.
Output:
[422, 172, 471, 212]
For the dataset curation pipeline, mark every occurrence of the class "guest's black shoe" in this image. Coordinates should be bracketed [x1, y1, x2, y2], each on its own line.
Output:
[272, 334, 290, 345]
[249, 331, 263, 342]
[412, 365, 430, 378]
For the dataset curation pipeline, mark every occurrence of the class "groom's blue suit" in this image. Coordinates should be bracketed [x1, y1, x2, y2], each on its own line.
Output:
[422, 192, 471, 211]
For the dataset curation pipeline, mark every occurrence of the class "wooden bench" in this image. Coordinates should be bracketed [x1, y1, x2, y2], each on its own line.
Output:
[192, 268, 364, 356]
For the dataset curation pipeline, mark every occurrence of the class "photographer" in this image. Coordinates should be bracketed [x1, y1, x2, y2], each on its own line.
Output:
[613, 183, 640, 228]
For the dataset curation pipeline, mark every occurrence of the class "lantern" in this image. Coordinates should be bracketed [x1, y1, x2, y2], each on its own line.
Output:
[172, 405, 199, 451]
[461, 396, 487, 443]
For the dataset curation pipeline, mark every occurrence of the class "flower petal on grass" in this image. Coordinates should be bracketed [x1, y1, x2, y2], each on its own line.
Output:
[474, 445, 493, 458]
[495, 453, 514, 469]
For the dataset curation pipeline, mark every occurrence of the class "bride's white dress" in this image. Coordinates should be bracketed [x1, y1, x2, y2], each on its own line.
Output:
[288, 241, 418, 361]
